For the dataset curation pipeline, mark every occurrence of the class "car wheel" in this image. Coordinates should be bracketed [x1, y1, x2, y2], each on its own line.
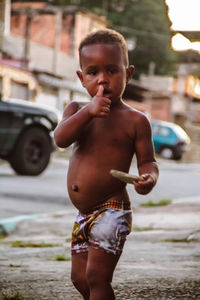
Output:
[160, 147, 174, 159]
[173, 154, 182, 160]
[9, 127, 51, 175]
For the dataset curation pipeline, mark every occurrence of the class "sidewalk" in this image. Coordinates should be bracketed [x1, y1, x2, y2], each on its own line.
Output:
[0, 199, 200, 300]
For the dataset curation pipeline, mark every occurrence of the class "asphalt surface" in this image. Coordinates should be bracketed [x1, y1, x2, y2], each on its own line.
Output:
[0, 197, 200, 299]
[1, 153, 200, 219]
[1, 151, 200, 299]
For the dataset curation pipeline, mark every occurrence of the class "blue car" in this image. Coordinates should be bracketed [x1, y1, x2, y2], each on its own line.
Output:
[151, 120, 191, 160]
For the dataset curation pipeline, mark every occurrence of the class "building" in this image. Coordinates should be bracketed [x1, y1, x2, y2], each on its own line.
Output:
[0, 58, 38, 100]
[0, 1, 106, 110]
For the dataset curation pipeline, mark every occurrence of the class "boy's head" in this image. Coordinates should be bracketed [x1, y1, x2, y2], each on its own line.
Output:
[79, 29, 129, 67]
[77, 28, 134, 102]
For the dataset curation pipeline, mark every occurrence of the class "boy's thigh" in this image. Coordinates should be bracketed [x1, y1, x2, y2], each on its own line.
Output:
[89, 209, 132, 255]
[71, 252, 88, 278]
[71, 209, 132, 258]
[87, 246, 121, 281]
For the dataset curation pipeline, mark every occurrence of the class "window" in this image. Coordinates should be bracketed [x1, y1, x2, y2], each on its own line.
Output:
[10, 81, 29, 100]
[159, 126, 170, 136]
[151, 124, 159, 135]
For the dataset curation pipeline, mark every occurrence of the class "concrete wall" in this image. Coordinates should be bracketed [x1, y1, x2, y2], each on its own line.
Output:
[2, 34, 79, 80]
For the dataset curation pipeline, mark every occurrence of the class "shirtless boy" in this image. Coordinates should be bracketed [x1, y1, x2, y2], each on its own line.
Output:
[54, 29, 159, 300]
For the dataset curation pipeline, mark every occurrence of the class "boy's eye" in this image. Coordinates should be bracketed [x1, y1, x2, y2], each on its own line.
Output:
[87, 69, 97, 75]
[90, 71, 97, 75]
[107, 68, 118, 74]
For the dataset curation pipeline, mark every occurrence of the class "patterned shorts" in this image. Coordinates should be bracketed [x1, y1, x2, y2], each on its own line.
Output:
[71, 199, 132, 255]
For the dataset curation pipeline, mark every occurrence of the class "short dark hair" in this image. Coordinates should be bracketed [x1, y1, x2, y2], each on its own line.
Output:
[79, 28, 129, 66]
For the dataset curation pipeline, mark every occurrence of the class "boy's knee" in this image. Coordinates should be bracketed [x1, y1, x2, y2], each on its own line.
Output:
[71, 271, 90, 299]
[86, 267, 111, 288]
[71, 270, 84, 287]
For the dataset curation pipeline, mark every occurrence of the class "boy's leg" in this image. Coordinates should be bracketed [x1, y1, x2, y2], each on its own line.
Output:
[71, 252, 90, 300]
[86, 246, 121, 300]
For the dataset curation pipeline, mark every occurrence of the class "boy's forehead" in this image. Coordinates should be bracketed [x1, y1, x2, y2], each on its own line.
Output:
[80, 43, 125, 66]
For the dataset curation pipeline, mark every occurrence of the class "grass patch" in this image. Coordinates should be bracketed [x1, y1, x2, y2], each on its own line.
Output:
[162, 237, 198, 243]
[52, 254, 71, 261]
[0, 233, 8, 239]
[52, 214, 64, 218]
[0, 289, 24, 300]
[10, 240, 60, 248]
[134, 227, 154, 232]
[9, 264, 22, 268]
[140, 199, 172, 207]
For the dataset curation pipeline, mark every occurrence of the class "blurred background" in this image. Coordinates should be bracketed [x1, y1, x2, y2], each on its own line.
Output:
[0, 0, 200, 216]
[0, 0, 200, 159]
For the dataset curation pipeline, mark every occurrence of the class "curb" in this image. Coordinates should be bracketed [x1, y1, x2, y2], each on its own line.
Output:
[0, 214, 40, 235]
[0, 209, 76, 235]
[173, 195, 200, 204]
[0, 197, 199, 235]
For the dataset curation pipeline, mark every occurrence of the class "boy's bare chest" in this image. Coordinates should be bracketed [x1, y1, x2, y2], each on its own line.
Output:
[81, 117, 134, 147]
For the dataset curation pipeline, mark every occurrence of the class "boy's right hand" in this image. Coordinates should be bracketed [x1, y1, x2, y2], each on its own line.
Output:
[88, 85, 111, 118]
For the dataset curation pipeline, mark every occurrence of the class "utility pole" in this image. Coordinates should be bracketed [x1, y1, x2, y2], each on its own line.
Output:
[0, 0, 10, 54]
[22, 9, 32, 69]
[52, 8, 62, 75]
[146, 61, 155, 118]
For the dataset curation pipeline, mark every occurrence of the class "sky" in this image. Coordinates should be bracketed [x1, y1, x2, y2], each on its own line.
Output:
[165, 0, 200, 53]
[165, 0, 200, 31]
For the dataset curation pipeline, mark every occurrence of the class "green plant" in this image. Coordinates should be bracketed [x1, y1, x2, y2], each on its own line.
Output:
[0, 289, 24, 300]
[10, 241, 60, 248]
[162, 237, 198, 243]
[52, 254, 71, 261]
[0, 233, 7, 239]
[9, 264, 22, 268]
[134, 226, 154, 232]
[140, 199, 171, 207]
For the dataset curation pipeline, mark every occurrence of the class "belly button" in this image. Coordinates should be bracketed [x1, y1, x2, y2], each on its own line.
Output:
[72, 184, 79, 192]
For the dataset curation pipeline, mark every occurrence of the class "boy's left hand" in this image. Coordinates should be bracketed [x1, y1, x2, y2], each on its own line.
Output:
[133, 174, 155, 195]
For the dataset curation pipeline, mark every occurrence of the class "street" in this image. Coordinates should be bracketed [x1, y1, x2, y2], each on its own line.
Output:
[0, 151, 200, 219]
[0, 151, 200, 299]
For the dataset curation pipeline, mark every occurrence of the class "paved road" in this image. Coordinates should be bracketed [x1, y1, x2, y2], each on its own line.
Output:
[0, 197, 200, 299]
[0, 154, 70, 219]
[0, 152, 200, 219]
[129, 159, 200, 205]
[0, 153, 200, 299]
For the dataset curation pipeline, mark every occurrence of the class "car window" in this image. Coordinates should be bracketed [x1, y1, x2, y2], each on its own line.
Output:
[159, 126, 170, 136]
[152, 123, 170, 136]
[151, 124, 159, 135]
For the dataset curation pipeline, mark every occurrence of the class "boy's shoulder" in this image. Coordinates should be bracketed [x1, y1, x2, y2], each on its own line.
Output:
[122, 101, 149, 122]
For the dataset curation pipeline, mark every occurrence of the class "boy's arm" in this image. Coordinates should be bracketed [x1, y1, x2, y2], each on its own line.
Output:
[134, 114, 159, 195]
[54, 86, 111, 148]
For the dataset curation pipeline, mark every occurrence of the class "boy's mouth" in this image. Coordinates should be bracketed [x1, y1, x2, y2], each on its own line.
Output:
[103, 88, 112, 98]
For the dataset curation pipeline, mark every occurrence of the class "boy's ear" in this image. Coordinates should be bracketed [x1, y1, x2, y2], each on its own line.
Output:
[76, 70, 84, 86]
[126, 65, 135, 84]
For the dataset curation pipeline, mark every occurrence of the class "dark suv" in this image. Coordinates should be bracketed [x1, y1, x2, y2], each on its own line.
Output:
[0, 97, 60, 175]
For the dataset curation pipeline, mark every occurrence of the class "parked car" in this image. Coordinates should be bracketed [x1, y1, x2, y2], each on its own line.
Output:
[0, 97, 61, 175]
[151, 120, 191, 160]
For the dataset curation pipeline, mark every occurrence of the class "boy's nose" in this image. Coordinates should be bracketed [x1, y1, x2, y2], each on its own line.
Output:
[98, 72, 109, 84]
